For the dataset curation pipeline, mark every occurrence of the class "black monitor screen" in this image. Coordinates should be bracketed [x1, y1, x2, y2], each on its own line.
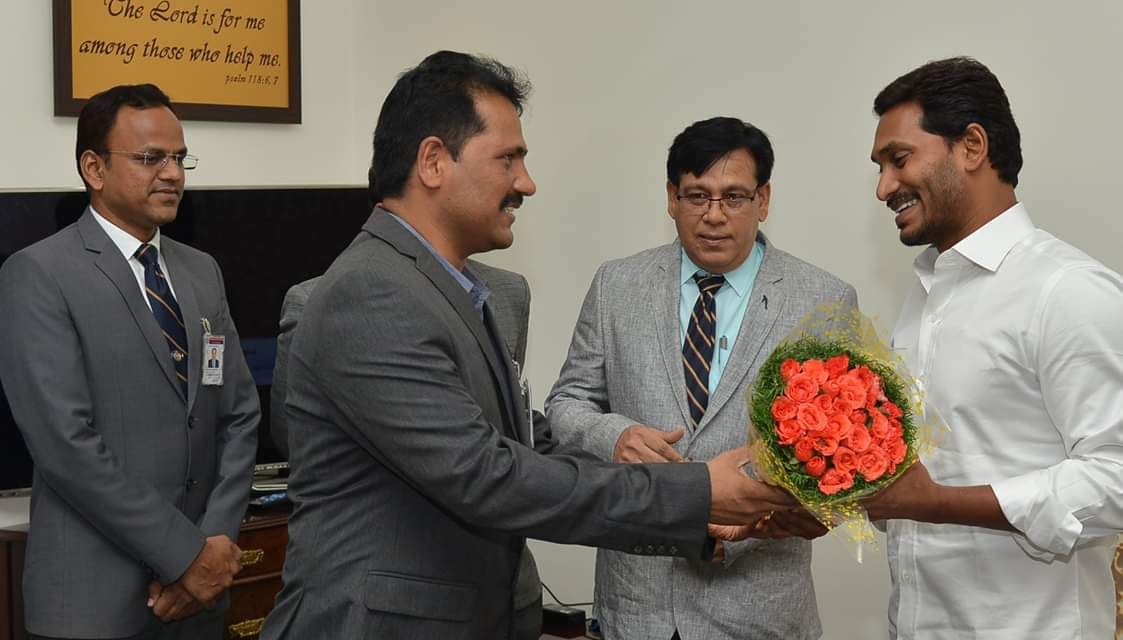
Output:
[0, 187, 371, 492]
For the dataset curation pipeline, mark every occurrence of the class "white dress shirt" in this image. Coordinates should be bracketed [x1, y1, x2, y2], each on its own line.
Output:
[887, 203, 1123, 639]
[90, 206, 177, 310]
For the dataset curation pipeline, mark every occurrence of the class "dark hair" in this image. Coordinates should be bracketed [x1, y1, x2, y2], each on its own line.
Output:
[666, 117, 774, 188]
[368, 51, 531, 203]
[75, 83, 176, 190]
[874, 57, 1022, 187]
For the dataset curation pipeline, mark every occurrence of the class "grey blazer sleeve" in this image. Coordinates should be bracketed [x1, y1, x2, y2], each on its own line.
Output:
[0, 252, 205, 581]
[196, 257, 260, 542]
[305, 267, 713, 558]
[270, 278, 319, 459]
[545, 263, 638, 461]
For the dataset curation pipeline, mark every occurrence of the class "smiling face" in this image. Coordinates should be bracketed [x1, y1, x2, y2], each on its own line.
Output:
[871, 102, 968, 251]
[82, 105, 187, 242]
[667, 148, 770, 273]
[440, 91, 537, 258]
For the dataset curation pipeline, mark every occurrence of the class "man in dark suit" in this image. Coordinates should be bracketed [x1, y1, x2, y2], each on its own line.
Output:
[259, 51, 793, 640]
[0, 84, 259, 638]
[269, 261, 546, 638]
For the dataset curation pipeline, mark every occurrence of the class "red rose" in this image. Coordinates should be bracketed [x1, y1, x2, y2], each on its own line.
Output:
[886, 421, 903, 442]
[771, 396, 798, 422]
[818, 469, 855, 495]
[812, 436, 839, 457]
[838, 374, 867, 411]
[849, 409, 868, 426]
[832, 446, 858, 474]
[824, 412, 853, 440]
[814, 394, 834, 412]
[793, 437, 815, 462]
[841, 424, 872, 453]
[886, 438, 907, 465]
[822, 379, 842, 397]
[881, 401, 903, 419]
[780, 359, 802, 381]
[785, 373, 819, 403]
[805, 455, 827, 477]
[870, 411, 890, 440]
[776, 419, 804, 445]
[858, 445, 891, 482]
[803, 359, 829, 384]
[825, 354, 850, 378]
[796, 403, 828, 432]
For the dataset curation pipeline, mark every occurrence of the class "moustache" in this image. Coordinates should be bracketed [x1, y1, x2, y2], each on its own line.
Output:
[501, 193, 523, 210]
[886, 191, 918, 212]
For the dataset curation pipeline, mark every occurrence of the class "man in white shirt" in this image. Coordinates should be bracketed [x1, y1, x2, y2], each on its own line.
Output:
[864, 57, 1123, 639]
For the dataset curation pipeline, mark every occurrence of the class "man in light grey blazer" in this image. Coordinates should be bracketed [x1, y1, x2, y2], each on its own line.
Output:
[259, 52, 796, 640]
[547, 117, 859, 640]
[0, 85, 258, 639]
[269, 261, 546, 638]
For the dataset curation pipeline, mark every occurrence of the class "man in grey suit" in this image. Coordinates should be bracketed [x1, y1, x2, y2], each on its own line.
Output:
[259, 51, 795, 640]
[546, 117, 859, 640]
[269, 261, 546, 638]
[0, 84, 258, 639]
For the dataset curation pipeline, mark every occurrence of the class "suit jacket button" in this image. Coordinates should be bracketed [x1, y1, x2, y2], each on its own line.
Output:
[633, 545, 643, 554]
[646, 545, 655, 554]
[186, 478, 197, 490]
[657, 545, 665, 554]
[187, 416, 196, 429]
[669, 545, 678, 554]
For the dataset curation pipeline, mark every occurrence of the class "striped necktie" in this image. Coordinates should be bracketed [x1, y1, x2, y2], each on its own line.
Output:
[135, 244, 189, 396]
[683, 273, 724, 428]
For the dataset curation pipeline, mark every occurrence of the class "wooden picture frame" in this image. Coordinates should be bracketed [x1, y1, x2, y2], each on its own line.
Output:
[52, 0, 301, 123]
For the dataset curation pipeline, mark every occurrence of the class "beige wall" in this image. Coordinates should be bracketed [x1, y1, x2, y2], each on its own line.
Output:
[4, 1, 1123, 637]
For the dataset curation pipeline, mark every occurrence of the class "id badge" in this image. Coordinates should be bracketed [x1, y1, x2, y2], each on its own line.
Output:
[201, 318, 225, 386]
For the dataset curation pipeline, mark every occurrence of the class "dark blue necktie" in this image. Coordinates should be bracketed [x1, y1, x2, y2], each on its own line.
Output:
[683, 273, 724, 428]
[135, 244, 188, 395]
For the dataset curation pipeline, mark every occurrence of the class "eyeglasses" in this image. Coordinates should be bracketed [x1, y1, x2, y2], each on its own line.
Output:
[100, 150, 199, 170]
[676, 190, 759, 213]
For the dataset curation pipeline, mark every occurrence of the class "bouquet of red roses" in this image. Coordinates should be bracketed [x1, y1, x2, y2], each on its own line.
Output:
[747, 306, 933, 544]
[753, 340, 914, 501]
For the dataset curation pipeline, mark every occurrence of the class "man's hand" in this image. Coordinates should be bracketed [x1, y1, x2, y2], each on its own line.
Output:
[708, 507, 828, 542]
[178, 535, 242, 606]
[613, 425, 684, 463]
[860, 461, 941, 522]
[860, 461, 1013, 531]
[706, 447, 796, 525]
[148, 579, 203, 622]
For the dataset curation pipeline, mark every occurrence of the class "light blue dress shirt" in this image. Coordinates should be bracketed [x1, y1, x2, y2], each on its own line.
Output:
[678, 240, 765, 389]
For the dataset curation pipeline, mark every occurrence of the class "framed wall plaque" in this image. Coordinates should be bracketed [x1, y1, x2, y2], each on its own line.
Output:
[53, 0, 301, 123]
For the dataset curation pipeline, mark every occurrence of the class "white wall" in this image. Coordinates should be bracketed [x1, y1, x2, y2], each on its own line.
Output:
[4, 1, 1123, 637]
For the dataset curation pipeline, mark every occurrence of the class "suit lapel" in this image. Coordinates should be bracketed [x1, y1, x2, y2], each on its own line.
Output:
[700, 238, 786, 429]
[363, 210, 520, 439]
[652, 244, 692, 428]
[162, 241, 202, 411]
[482, 304, 524, 442]
[78, 211, 184, 403]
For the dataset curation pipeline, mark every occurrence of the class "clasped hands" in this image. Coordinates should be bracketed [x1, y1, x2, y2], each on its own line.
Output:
[147, 534, 243, 622]
[613, 425, 829, 555]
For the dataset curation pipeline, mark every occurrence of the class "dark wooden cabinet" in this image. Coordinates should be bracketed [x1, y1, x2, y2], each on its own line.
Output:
[0, 509, 289, 640]
[224, 509, 289, 639]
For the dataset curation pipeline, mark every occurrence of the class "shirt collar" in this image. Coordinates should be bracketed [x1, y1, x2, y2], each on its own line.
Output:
[385, 211, 490, 309]
[679, 238, 764, 298]
[948, 202, 1035, 272]
[89, 205, 162, 261]
[912, 202, 1034, 292]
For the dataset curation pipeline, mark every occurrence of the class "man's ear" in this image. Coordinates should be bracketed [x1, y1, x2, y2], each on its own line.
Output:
[960, 123, 989, 173]
[755, 182, 772, 223]
[415, 136, 449, 189]
[666, 181, 678, 219]
[79, 150, 105, 191]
